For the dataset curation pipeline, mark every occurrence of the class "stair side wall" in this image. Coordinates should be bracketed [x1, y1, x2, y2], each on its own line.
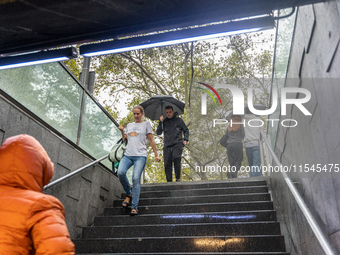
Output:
[0, 93, 124, 239]
[270, 1, 340, 255]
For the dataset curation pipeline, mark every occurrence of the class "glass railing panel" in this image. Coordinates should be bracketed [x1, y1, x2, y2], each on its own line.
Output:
[0, 63, 82, 143]
[0, 62, 122, 171]
[79, 93, 121, 168]
[268, 8, 297, 149]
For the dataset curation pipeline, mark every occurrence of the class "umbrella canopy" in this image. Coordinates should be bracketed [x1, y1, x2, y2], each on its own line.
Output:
[226, 104, 266, 120]
[140, 95, 185, 121]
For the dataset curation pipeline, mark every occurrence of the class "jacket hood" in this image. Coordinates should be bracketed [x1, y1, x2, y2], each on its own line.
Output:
[0, 134, 54, 192]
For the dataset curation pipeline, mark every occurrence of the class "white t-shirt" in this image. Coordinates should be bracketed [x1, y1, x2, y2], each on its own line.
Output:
[124, 121, 152, 157]
[244, 114, 262, 147]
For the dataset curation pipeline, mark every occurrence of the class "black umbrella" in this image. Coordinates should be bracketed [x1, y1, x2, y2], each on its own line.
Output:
[140, 95, 185, 121]
[226, 104, 266, 120]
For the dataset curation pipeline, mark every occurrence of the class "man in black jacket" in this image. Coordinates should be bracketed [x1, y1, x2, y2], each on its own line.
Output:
[156, 106, 189, 182]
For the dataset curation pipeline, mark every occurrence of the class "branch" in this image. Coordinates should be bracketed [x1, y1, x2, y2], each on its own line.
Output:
[229, 40, 263, 85]
[182, 155, 207, 180]
[120, 52, 170, 95]
[181, 156, 200, 179]
[182, 169, 195, 181]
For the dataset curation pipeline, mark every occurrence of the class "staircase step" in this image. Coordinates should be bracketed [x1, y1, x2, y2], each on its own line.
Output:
[77, 253, 290, 255]
[74, 235, 286, 253]
[82, 222, 281, 238]
[94, 210, 277, 226]
[77, 252, 289, 255]
[141, 180, 267, 192]
[114, 193, 271, 207]
[104, 201, 274, 216]
[75, 179, 290, 254]
[138, 186, 269, 198]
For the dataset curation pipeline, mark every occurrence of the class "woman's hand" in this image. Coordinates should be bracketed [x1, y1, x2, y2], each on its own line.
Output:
[118, 125, 126, 141]
[148, 133, 161, 162]
[118, 125, 125, 135]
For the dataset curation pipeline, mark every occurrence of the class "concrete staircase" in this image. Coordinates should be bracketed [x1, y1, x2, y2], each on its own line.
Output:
[74, 179, 289, 254]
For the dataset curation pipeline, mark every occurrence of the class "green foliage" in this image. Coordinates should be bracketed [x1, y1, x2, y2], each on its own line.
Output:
[103, 104, 119, 120]
[64, 57, 83, 78]
[66, 31, 275, 183]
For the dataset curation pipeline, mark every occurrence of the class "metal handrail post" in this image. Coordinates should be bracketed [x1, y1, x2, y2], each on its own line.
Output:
[259, 134, 266, 175]
[76, 57, 91, 146]
[43, 154, 108, 190]
[261, 130, 336, 255]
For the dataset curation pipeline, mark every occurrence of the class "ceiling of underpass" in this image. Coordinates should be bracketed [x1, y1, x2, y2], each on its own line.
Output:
[0, 0, 324, 55]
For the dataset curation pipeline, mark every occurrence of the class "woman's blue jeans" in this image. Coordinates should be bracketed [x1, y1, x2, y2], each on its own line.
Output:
[117, 155, 147, 210]
[245, 146, 262, 177]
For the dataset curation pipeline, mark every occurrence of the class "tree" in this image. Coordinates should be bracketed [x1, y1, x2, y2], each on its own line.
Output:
[65, 31, 275, 182]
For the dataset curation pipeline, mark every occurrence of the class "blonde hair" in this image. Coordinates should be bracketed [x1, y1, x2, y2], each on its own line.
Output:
[228, 115, 242, 132]
[134, 105, 144, 114]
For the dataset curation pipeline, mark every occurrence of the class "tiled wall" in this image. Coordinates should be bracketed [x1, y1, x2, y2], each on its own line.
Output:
[0, 94, 124, 239]
[270, 1, 340, 254]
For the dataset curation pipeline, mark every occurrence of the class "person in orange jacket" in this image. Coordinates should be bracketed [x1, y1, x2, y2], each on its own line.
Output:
[0, 134, 75, 254]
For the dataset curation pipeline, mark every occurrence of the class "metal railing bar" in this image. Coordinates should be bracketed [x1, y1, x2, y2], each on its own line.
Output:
[43, 154, 109, 190]
[259, 137, 266, 175]
[261, 130, 336, 255]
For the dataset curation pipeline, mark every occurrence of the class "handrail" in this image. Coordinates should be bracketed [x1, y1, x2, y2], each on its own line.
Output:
[259, 137, 266, 174]
[260, 131, 336, 255]
[43, 154, 109, 190]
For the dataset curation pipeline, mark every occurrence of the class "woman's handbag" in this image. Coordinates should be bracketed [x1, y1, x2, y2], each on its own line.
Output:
[108, 138, 127, 165]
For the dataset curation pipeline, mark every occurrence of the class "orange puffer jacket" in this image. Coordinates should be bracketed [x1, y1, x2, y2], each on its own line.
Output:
[0, 134, 75, 255]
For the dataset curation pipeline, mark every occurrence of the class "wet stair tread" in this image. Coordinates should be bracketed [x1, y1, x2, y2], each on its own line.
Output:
[140, 180, 268, 192]
[94, 210, 278, 226]
[114, 193, 271, 206]
[82, 221, 282, 238]
[77, 253, 290, 255]
[104, 201, 274, 216]
[74, 179, 289, 254]
[74, 235, 286, 253]
[138, 186, 269, 198]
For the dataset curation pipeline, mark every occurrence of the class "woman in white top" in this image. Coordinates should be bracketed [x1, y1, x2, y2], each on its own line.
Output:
[244, 107, 263, 177]
[118, 105, 160, 215]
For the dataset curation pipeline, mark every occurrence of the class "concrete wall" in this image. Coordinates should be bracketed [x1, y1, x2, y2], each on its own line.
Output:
[0, 93, 124, 239]
[270, 1, 340, 254]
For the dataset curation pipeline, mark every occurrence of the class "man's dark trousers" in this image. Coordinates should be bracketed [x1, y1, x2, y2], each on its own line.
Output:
[163, 143, 183, 182]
